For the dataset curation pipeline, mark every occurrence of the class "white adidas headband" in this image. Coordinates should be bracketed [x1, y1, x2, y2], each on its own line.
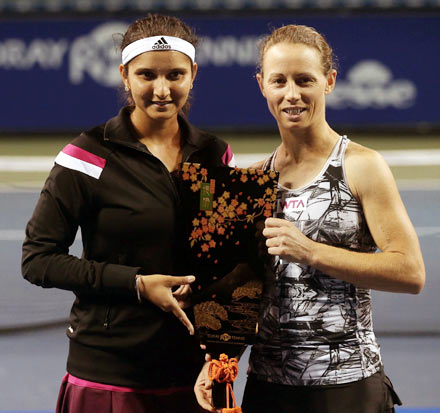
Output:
[122, 36, 196, 65]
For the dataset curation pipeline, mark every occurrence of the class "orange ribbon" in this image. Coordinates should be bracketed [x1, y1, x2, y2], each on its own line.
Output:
[208, 354, 242, 413]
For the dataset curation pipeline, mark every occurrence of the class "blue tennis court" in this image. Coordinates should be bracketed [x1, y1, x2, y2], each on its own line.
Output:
[1, 187, 439, 410]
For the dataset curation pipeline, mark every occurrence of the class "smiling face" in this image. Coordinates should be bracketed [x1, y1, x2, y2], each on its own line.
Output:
[120, 50, 197, 125]
[257, 42, 336, 133]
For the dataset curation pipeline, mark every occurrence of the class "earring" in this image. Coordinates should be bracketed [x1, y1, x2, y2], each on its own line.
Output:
[125, 85, 130, 92]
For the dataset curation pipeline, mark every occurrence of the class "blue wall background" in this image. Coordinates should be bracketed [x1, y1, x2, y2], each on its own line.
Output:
[0, 14, 438, 132]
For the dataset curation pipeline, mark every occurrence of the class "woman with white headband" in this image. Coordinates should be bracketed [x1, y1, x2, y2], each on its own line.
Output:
[22, 13, 234, 413]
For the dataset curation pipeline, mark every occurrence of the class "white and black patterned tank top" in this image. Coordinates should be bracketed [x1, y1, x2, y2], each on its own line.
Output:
[248, 136, 382, 386]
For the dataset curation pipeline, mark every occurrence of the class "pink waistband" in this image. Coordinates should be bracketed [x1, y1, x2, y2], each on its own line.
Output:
[62, 373, 193, 396]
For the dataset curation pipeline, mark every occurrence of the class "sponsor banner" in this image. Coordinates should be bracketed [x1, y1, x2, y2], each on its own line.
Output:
[0, 15, 437, 131]
[0, 0, 437, 13]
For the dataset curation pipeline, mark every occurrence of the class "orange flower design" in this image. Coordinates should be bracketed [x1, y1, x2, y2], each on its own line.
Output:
[184, 164, 278, 259]
[264, 209, 272, 218]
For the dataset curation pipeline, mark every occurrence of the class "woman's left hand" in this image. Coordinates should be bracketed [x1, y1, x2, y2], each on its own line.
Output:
[263, 217, 313, 264]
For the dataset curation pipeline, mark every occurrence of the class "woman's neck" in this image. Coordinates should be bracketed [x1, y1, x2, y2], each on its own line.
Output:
[277, 122, 339, 164]
[274, 122, 340, 190]
[130, 109, 181, 147]
[130, 110, 182, 172]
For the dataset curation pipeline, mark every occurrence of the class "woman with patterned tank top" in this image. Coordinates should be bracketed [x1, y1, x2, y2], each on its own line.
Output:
[195, 24, 425, 413]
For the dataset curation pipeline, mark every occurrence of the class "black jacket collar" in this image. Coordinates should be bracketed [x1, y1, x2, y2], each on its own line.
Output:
[102, 106, 212, 152]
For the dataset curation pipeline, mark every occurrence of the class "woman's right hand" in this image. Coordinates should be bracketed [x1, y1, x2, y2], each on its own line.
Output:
[138, 274, 196, 335]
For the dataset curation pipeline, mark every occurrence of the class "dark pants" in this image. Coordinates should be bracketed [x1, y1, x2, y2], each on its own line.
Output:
[241, 368, 401, 413]
[56, 376, 208, 413]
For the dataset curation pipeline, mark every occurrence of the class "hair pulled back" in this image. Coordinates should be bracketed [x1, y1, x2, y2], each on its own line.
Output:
[120, 13, 198, 58]
[119, 13, 198, 113]
[258, 25, 337, 76]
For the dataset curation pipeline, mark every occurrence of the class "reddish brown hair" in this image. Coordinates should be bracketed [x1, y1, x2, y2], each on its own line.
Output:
[258, 24, 337, 76]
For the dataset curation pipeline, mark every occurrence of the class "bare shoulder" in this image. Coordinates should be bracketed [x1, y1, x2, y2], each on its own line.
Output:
[345, 140, 395, 200]
[248, 159, 266, 169]
[345, 140, 390, 173]
[345, 140, 382, 163]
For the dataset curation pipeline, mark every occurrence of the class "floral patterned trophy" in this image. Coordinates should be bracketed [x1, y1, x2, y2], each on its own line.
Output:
[179, 163, 278, 412]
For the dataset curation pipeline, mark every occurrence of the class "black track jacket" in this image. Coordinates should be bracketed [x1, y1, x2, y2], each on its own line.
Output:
[22, 106, 235, 388]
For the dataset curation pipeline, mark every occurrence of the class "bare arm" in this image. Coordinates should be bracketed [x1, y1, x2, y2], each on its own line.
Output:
[263, 144, 425, 294]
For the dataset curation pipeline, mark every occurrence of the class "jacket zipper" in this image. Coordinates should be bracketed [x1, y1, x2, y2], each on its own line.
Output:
[109, 139, 199, 204]
[102, 251, 128, 329]
[155, 144, 200, 202]
[104, 305, 111, 329]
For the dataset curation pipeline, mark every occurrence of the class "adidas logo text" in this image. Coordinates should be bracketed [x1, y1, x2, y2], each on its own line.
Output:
[152, 37, 171, 50]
